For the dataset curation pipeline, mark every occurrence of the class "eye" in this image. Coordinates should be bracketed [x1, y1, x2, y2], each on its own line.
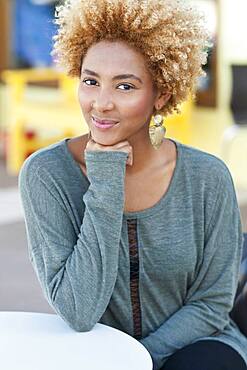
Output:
[117, 83, 135, 91]
[82, 78, 98, 86]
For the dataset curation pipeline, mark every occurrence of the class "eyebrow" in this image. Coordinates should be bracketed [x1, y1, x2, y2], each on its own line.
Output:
[82, 69, 143, 84]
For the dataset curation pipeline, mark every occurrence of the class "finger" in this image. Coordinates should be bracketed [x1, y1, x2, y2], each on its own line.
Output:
[129, 149, 133, 166]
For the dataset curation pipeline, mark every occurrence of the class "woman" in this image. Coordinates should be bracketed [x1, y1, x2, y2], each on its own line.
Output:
[19, 0, 247, 369]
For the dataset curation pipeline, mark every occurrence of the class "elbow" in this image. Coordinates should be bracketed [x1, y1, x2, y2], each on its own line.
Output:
[52, 301, 97, 333]
[56, 308, 96, 332]
[48, 280, 98, 332]
[67, 319, 95, 333]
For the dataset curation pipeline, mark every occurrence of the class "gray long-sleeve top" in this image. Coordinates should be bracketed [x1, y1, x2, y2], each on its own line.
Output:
[19, 138, 247, 369]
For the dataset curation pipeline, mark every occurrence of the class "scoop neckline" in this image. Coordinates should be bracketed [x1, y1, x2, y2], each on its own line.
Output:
[61, 137, 182, 219]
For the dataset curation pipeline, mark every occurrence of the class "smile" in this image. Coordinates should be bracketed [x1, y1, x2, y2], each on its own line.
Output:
[92, 116, 119, 129]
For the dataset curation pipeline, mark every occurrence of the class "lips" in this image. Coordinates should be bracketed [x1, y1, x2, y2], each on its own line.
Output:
[92, 116, 119, 129]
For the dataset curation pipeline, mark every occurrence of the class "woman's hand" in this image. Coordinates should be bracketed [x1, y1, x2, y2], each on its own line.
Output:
[85, 138, 133, 166]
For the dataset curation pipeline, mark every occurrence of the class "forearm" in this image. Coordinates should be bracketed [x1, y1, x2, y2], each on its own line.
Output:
[45, 185, 124, 331]
[20, 150, 128, 331]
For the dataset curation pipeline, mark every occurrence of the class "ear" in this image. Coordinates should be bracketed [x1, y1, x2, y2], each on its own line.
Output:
[154, 91, 171, 111]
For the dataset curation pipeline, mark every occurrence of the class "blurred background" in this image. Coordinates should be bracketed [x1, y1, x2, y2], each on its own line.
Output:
[0, 0, 246, 314]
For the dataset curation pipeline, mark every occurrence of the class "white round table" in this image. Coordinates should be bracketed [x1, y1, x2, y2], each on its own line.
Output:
[0, 312, 152, 370]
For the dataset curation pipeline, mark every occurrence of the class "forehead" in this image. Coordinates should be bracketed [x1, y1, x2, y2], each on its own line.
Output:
[82, 40, 150, 77]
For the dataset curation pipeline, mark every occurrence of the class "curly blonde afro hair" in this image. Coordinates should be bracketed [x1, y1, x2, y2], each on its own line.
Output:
[52, 0, 210, 115]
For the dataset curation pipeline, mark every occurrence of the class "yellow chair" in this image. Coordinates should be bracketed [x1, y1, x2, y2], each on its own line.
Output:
[1, 68, 88, 175]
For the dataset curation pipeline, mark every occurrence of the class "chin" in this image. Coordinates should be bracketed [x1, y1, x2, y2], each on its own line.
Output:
[91, 131, 125, 146]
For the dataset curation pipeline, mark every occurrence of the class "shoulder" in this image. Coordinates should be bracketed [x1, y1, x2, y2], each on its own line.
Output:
[18, 139, 69, 189]
[177, 141, 234, 192]
[176, 142, 240, 237]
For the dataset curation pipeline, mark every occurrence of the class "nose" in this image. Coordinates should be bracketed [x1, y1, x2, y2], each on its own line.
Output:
[91, 89, 114, 112]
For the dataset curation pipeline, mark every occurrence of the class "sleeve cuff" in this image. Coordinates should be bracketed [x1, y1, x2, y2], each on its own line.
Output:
[85, 150, 128, 163]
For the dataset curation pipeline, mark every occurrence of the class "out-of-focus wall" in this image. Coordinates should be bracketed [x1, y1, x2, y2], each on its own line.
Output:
[219, 0, 247, 109]
[0, 1, 11, 72]
[0, 1, 11, 141]
[190, 0, 247, 190]
[191, 0, 247, 154]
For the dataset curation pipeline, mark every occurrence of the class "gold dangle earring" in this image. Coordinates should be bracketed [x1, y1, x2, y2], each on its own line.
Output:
[149, 109, 166, 150]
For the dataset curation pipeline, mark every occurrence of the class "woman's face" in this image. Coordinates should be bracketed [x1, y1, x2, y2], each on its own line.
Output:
[78, 40, 168, 146]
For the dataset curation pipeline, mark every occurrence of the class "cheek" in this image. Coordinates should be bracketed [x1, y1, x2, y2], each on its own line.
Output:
[78, 86, 91, 112]
[119, 92, 154, 119]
